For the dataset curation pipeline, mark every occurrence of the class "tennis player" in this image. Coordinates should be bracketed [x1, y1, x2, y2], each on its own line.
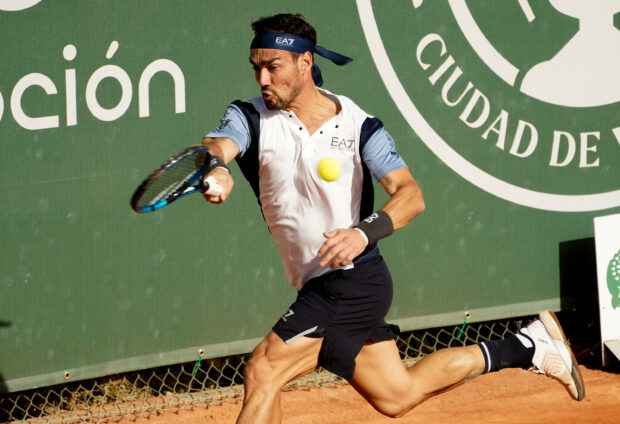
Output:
[200, 13, 584, 423]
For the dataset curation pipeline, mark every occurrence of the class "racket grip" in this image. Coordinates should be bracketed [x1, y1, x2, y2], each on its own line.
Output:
[204, 176, 223, 196]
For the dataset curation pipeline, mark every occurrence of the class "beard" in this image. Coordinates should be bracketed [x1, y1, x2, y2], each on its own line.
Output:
[262, 78, 303, 110]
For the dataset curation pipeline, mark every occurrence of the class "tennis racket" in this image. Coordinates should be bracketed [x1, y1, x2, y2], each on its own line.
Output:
[130, 144, 223, 213]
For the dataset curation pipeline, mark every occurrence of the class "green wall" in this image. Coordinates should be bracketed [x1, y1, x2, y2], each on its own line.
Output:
[1, 0, 618, 392]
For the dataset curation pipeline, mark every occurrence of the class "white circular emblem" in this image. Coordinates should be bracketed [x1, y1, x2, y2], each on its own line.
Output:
[0, 0, 43, 12]
[356, 0, 620, 212]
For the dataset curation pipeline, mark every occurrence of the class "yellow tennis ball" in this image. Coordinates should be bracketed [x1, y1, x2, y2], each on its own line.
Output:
[317, 158, 341, 182]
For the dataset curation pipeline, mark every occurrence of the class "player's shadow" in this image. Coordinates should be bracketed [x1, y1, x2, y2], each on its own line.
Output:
[0, 372, 7, 395]
[0, 373, 9, 424]
[557, 238, 604, 368]
[0, 321, 11, 395]
[559, 237, 598, 309]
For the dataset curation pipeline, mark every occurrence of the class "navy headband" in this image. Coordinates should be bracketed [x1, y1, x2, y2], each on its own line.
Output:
[250, 31, 353, 86]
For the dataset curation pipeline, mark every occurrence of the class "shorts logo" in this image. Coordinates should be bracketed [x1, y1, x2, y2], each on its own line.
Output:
[356, 0, 620, 212]
[281, 309, 295, 322]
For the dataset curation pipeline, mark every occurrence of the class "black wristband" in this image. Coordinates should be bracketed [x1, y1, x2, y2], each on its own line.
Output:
[354, 210, 394, 245]
[205, 154, 230, 173]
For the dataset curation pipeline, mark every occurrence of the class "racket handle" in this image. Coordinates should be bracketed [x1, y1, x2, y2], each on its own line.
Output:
[204, 176, 223, 196]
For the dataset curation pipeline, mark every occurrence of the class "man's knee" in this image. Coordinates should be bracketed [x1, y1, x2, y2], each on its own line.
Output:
[242, 331, 321, 396]
[243, 343, 277, 391]
[242, 333, 295, 392]
[353, 373, 422, 418]
[371, 397, 420, 419]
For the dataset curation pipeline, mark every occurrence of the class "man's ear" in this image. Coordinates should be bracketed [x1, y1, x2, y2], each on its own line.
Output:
[299, 51, 313, 77]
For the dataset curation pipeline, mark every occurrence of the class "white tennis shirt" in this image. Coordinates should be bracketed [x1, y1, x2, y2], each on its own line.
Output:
[206, 89, 406, 288]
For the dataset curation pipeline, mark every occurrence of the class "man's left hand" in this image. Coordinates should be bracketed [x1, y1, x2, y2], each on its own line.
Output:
[317, 228, 368, 269]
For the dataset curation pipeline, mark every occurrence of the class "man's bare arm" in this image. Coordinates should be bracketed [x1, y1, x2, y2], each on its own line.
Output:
[200, 137, 240, 204]
[318, 167, 425, 268]
[377, 167, 425, 230]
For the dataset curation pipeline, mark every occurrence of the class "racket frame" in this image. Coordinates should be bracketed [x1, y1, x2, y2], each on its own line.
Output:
[130, 145, 215, 213]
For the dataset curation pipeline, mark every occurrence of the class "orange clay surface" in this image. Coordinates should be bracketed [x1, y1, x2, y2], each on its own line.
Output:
[118, 365, 620, 424]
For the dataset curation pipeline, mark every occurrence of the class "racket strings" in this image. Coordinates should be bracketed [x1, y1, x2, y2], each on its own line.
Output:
[139, 153, 205, 206]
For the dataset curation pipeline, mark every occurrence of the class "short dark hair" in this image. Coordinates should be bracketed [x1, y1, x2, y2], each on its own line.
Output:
[251, 13, 317, 45]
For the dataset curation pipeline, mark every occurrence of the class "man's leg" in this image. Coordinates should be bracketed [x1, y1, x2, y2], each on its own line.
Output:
[351, 339, 485, 417]
[351, 310, 584, 418]
[236, 331, 323, 424]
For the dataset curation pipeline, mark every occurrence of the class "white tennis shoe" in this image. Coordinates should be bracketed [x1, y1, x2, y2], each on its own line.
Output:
[520, 310, 585, 401]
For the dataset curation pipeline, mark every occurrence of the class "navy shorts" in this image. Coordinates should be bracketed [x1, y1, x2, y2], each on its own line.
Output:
[272, 254, 400, 382]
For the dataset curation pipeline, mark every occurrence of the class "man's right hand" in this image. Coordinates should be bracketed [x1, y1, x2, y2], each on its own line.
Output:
[202, 167, 234, 204]
[200, 136, 240, 204]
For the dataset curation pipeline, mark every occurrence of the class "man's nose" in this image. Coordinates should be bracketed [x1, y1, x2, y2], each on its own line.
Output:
[257, 68, 270, 87]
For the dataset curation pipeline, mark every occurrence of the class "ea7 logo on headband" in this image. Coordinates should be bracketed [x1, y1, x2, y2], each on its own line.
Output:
[275, 37, 295, 46]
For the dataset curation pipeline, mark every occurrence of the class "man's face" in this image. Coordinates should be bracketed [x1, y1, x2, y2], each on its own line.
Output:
[249, 48, 303, 110]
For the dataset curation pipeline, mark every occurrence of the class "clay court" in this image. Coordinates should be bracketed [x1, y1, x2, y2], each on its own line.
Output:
[116, 364, 620, 424]
[3, 4, 620, 424]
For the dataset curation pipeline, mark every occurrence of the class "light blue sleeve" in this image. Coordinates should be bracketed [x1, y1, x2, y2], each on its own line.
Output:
[361, 127, 408, 181]
[204, 104, 251, 156]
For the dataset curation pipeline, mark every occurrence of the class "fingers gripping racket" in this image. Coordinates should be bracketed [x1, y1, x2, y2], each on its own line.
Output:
[130, 145, 223, 213]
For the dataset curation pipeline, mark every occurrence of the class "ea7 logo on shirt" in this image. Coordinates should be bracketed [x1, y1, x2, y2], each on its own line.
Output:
[331, 137, 355, 152]
[275, 37, 295, 46]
